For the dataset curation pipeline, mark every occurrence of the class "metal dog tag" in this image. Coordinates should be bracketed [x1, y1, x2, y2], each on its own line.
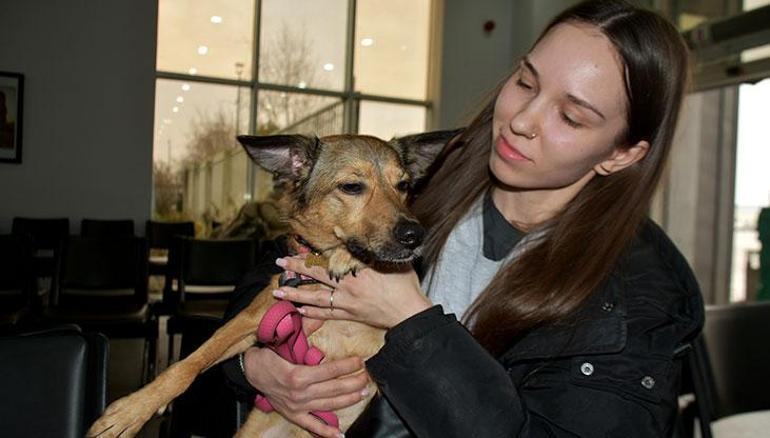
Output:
[304, 253, 328, 269]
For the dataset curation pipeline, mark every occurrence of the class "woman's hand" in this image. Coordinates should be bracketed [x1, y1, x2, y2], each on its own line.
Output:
[242, 346, 370, 438]
[273, 256, 433, 329]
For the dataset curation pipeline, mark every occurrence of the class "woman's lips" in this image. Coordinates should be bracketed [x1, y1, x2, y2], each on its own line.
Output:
[495, 136, 531, 162]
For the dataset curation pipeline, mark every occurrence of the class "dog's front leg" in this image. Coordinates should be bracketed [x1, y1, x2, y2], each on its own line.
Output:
[88, 285, 277, 438]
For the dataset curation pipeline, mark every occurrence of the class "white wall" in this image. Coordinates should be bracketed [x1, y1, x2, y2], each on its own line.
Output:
[436, 0, 581, 129]
[0, 0, 157, 233]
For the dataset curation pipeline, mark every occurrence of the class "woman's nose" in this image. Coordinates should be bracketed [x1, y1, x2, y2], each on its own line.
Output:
[510, 99, 542, 139]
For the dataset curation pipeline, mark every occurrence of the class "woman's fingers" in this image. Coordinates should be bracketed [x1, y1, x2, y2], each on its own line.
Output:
[298, 305, 353, 321]
[305, 369, 370, 400]
[302, 316, 325, 334]
[289, 413, 343, 438]
[304, 387, 370, 412]
[274, 286, 338, 309]
[276, 256, 336, 286]
[302, 356, 364, 385]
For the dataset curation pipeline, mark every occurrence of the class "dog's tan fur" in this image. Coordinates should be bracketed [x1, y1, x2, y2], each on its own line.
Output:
[88, 132, 454, 437]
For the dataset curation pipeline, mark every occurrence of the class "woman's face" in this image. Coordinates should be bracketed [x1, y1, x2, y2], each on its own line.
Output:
[490, 22, 633, 191]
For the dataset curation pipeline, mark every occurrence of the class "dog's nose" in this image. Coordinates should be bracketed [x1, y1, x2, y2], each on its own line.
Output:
[394, 219, 425, 249]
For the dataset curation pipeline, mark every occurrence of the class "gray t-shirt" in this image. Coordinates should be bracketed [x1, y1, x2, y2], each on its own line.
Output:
[423, 192, 531, 320]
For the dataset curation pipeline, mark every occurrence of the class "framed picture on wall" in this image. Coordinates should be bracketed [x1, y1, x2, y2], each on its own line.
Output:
[0, 71, 24, 164]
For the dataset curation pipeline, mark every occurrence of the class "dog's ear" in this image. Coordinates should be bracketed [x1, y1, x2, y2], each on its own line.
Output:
[237, 134, 320, 181]
[390, 129, 464, 181]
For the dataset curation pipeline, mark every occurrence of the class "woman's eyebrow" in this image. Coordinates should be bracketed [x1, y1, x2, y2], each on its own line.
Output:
[522, 56, 539, 79]
[523, 55, 605, 120]
[566, 94, 606, 120]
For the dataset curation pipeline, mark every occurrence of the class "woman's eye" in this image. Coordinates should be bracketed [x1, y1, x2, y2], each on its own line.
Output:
[516, 79, 533, 90]
[396, 180, 410, 192]
[561, 112, 582, 128]
[339, 182, 365, 195]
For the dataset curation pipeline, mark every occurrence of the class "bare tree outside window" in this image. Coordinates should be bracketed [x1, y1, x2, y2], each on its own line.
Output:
[155, 23, 333, 231]
[257, 22, 328, 132]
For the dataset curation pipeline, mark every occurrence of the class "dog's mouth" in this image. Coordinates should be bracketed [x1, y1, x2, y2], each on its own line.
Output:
[345, 238, 418, 265]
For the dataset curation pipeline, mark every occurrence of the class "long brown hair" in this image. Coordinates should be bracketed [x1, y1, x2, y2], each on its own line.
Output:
[412, 0, 690, 355]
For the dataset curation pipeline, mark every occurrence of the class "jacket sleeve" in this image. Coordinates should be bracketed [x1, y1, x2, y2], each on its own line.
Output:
[220, 237, 288, 399]
[366, 305, 528, 437]
[365, 305, 683, 438]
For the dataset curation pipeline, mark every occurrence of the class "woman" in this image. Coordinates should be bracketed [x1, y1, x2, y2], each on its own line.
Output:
[223, 1, 704, 436]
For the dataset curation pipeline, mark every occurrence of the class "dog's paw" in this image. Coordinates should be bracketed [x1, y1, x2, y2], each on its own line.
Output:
[326, 249, 365, 281]
[87, 393, 155, 438]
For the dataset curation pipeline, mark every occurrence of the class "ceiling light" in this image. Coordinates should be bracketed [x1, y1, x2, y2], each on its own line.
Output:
[172, 106, 179, 113]
[182, 84, 191, 91]
[188, 67, 197, 75]
[176, 96, 184, 103]
[198, 45, 209, 55]
[361, 38, 374, 47]
[298, 81, 307, 89]
[210, 15, 223, 24]
[323, 63, 334, 71]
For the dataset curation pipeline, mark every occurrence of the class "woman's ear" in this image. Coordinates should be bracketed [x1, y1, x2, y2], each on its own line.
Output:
[594, 140, 650, 176]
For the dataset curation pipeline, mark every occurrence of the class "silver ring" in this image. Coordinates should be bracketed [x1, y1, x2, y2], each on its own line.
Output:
[329, 288, 335, 312]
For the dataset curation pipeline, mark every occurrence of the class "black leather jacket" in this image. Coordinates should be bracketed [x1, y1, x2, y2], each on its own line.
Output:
[348, 219, 704, 437]
[223, 220, 704, 437]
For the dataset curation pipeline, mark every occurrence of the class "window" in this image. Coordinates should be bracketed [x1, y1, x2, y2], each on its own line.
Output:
[153, 0, 435, 230]
[730, 0, 770, 301]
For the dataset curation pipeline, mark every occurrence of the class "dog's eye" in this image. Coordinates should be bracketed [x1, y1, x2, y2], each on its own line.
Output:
[338, 182, 365, 195]
[396, 180, 411, 192]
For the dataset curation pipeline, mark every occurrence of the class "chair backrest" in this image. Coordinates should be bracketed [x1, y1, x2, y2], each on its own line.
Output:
[80, 218, 135, 237]
[12, 217, 69, 278]
[11, 217, 70, 249]
[145, 220, 195, 250]
[703, 301, 770, 419]
[53, 236, 148, 306]
[177, 237, 257, 300]
[0, 325, 108, 438]
[0, 234, 35, 298]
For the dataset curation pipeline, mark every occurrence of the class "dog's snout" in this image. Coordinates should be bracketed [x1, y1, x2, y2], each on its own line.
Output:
[394, 219, 424, 249]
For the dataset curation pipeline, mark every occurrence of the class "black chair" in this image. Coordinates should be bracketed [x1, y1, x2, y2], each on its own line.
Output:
[80, 218, 135, 237]
[166, 236, 258, 363]
[0, 325, 108, 438]
[164, 237, 257, 438]
[0, 234, 35, 329]
[145, 220, 195, 311]
[677, 336, 716, 438]
[43, 235, 158, 382]
[11, 217, 69, 306]
[677, 301, 770, 438]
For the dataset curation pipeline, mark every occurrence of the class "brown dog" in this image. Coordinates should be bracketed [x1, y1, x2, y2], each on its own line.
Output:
[87, 130, 458, 437]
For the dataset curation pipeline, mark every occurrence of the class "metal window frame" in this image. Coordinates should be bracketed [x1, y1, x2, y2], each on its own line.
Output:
[155, 0, 435, 201]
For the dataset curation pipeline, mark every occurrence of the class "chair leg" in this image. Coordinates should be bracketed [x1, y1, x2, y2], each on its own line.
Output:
[167, 332, 175, 369]
[148, 336, 157, 383]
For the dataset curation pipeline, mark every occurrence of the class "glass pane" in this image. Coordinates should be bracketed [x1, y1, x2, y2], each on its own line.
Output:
[732, 78, 770, 301]
[358, 101, 426, 140]
[355, 0, 431, 99]
[256, 91, 342, 135]
[741, 1, 770, 62]
[259, 0, 347, 90]
[157, 0, 255, 80]
[153, 79, 250, 220]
